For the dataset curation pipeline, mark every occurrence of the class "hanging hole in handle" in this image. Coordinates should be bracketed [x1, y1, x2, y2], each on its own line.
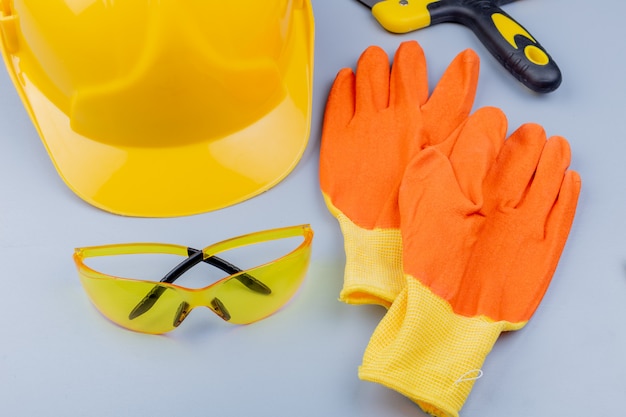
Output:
[524, 45, 550, 66]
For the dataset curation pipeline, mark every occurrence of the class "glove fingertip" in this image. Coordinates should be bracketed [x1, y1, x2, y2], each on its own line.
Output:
[323, 68, 356, 127]
[544, 135, 572, 168]
[484, 123, 547, 208]
[442, 48, 480, 97]
[355, 45, 391, 111]
[556, 170, 582, 215]
[390, 40, 429, 106]
[420, 49, 480, 144]
[512, 123, 547, 145]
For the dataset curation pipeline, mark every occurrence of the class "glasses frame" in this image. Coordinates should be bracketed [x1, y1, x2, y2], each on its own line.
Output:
[74, 224, 314, 332]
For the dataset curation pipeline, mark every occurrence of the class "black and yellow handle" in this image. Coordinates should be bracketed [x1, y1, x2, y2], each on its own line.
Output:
[370, 0, 562, 93]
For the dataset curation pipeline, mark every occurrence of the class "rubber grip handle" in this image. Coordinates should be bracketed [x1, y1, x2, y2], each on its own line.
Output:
[428, 1, 561, 93]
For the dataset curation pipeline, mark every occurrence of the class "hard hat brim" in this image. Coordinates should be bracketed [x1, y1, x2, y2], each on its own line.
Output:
[1, 4, 314, 217]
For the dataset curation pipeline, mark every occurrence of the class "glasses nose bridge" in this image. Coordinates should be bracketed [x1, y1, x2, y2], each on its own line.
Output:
[191, 283, 235, 321]
[187, 284, 219, 308]
[170, 286, 217, 326]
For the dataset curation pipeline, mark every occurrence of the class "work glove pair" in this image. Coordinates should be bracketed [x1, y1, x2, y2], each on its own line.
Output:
[319, 41, 581, 417]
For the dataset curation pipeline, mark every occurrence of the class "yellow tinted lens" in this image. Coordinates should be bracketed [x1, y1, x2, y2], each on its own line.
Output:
[74, 225, 313, 333]
[79, 273, 187, 334]
[210, 248, 311, 324]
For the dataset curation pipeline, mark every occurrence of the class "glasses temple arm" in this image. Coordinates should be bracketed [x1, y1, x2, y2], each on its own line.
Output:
[196, 250, 271, 295]
[129, 248, 271, 320]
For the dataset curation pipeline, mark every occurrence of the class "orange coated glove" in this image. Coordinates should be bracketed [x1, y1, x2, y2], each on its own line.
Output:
[359, 123, 581, 417]
[319, 40, 479, 307]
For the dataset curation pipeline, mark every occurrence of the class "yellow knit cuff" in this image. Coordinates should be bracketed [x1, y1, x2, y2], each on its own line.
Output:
[359, 278, 512, 417]
[322, 193, 404, 308]
[335, 213, 403, 308]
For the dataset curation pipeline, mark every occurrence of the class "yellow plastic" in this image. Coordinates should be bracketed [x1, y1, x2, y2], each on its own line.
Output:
[371, 0, 439, 33]
[491, 12, 535, 46]
[523, 44, 550, 66]
[323, 193, 404, 308]
[359, 278, 512, 417]
[74, 225, 314, 334]
[491, 12, 549, 66]
[0, 0, 314, 217]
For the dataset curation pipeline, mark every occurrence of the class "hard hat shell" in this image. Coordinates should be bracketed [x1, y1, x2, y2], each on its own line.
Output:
[0, 0, 314, 217]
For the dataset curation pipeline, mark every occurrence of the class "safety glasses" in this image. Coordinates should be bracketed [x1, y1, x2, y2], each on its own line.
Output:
[74, 225, 313, 334]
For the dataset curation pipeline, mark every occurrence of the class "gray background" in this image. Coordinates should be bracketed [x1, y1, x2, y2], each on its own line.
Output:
[0, 1, 623, 416]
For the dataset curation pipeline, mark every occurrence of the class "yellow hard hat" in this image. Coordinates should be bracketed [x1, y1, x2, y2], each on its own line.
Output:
[0, 0, 314, 217]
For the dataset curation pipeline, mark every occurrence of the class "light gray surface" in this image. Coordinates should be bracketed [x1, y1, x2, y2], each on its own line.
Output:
[0, 1, 624, 416]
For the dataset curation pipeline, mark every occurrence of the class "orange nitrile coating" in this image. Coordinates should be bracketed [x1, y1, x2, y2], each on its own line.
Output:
[398, 107, 508, 301]
[401, 123, 581, 325]
[452, 126, 581, 324]
[320, 41, 479, 230]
